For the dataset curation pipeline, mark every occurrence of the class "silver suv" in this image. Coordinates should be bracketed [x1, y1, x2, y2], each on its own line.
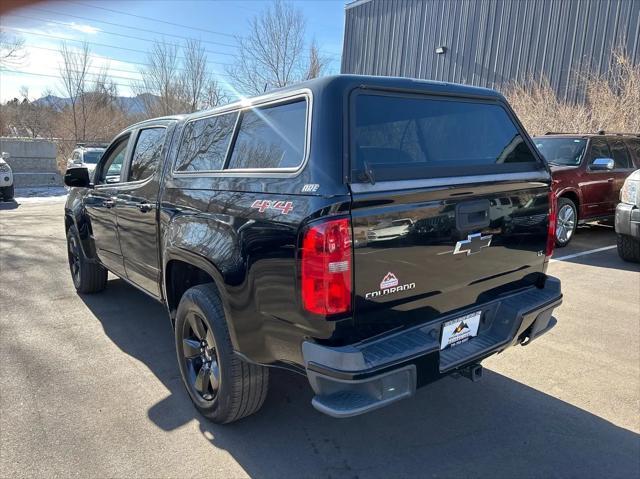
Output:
[616, 169, 640, 262]
[66, 146, 106, 177]
[0, 152, 14, 201]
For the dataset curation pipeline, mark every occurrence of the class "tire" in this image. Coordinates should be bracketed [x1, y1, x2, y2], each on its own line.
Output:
[175, 283, 269, 424]
[1, 184, 14, 201]
[66, 225, 108, 293]
[555, 197, 578, 247]
[617, 234, 640, 263]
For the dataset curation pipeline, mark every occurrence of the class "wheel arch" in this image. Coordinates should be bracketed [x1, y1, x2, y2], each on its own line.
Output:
[64, 207, 97, 260]
[557, 189, 581, 218]
[163, 249, 239, 348]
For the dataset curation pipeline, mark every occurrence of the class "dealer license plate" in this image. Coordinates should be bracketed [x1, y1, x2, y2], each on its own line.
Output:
[440, 311, 482, 350]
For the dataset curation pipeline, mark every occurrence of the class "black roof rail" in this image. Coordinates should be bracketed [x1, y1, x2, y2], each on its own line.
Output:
[595, 130, 640, 137]
[544, 131, 578, 135]
[75, 142, 109, 148]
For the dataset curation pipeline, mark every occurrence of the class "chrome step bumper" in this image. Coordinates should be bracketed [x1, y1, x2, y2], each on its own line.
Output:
[303, 277, 562, 418]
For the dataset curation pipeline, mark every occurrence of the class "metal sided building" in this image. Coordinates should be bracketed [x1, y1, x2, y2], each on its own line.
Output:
[341, 0, 640, 103]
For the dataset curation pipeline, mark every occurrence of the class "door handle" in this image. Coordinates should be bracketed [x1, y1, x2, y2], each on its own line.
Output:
[104, 198, 116, 209]
[607, 178, 614, 183]
[137, 202, 153, 213]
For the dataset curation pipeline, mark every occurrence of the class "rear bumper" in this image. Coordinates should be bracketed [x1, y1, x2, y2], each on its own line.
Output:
[615, 203, 640, 238]
[303, 277, 562, 418]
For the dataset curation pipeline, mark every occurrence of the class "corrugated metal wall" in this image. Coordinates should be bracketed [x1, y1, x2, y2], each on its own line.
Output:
[341, 0, 640, 103]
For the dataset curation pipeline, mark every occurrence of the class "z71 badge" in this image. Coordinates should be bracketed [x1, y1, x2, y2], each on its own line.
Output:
[365, 272, 415, 299]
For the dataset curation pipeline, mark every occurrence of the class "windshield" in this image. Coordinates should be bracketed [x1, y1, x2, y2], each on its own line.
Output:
[534, 138, 586, 166]
[83, 151, 104, 164]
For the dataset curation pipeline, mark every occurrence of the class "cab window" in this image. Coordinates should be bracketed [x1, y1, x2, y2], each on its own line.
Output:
[97, 136, 129, 184]
[227, 99, 307, 170]
[129, 128, 166, 181]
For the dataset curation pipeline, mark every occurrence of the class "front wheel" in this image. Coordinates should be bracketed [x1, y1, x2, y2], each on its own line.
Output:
[66, 225, 108, 293]
[175, 284, 269, 424]
[617, 234, 640, 263]
[555, 198, 577, 247]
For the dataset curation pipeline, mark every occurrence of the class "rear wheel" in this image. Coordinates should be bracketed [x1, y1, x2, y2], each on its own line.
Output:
[66, 225, 108, 293]
[617, 234, 640, 263]
[175, 283, 269, 424]
[555, 197, 577, 247]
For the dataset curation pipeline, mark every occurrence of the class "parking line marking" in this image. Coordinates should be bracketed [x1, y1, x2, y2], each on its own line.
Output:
[550, 245, 616, 262]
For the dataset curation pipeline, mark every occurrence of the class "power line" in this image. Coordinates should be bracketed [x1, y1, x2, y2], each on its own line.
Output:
[2, 69, 237, 97]
[70, 0, 239, 39]
[1, 68, 135, 91]
[3, 27, 234, 68]
[7, 14, 237, 58]
[12, 61, 232, 85]
[68, 0, 341, 58]
[20, 43, 234, 79]
[30, 6, 239, 49]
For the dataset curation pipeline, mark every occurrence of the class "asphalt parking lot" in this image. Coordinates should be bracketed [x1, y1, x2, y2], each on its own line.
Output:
[1, 199, 639, 478]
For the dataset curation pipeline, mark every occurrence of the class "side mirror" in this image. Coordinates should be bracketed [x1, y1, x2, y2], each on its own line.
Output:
[64, 167, 92, 188]
[590, 158, 615, 171]
[1, 152, 9, 160]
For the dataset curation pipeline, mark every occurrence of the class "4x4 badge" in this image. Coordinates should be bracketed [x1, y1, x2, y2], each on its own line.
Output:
[453, 233, 492, 256]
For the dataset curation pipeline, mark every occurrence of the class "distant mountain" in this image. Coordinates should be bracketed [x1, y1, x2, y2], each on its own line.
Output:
[34, 94, 71, 110]
[33, 93, 158, 115]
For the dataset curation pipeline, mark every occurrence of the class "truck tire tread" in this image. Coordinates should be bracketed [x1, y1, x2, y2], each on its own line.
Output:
[617, 234, 640, 263]
[176, 284, 269, 424]
[67, 225, 108, 293]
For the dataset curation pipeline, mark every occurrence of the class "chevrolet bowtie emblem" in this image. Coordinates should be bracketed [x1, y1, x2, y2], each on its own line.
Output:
[453, 233, 492, 256]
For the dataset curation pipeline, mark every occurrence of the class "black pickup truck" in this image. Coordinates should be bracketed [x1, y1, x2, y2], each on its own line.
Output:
[64, 75, 563, 423]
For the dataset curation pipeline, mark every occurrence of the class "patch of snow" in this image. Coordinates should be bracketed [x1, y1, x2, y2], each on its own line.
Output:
[14, 186, 68, 203]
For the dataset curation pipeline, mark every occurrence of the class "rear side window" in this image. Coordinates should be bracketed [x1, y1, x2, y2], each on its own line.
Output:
[352, 93, 540, 181]
[624, 139, 640, 166]
[588, 138, 612, 165]
[608, 139, 632, 169]
[129, 127, 166, 182]
[176, 112, 237, 172]
[227, 99, 307, 170]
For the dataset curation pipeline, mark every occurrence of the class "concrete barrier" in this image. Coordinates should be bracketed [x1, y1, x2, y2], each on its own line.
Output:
[0, 138, 62, 187]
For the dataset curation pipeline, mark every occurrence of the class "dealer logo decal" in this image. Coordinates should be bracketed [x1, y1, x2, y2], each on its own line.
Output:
[453, 321, 469, 334]
[380, 272, 399, 289]
[366, 272, 415, 300]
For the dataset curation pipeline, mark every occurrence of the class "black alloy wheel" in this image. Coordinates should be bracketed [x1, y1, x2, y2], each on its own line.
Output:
[180, 311, 221, 402]
[67, 232, 82, 288]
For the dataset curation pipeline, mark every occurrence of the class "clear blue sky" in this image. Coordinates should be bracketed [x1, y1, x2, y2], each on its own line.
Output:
[1, 0, 347, 101]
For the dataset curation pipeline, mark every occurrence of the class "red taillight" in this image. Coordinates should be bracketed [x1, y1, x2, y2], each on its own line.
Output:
[301, 218, 352, 316]
[545, 191, 557, 258]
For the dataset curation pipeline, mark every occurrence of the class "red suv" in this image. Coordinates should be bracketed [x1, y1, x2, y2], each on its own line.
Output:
[533, 132, 640, 246]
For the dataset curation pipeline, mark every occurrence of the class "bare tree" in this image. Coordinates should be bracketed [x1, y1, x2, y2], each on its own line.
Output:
[136, 39, 182, 116]
[201, 79, 227, 110]
[137, 39, 228, 116]
[305, 40, 328, 80]
[180, 39, 207, 112]
[227, 0, 328, 95]
[1, 86, 55, 138]
[59, 41, 91, 141]
[0, 28, 25, 67]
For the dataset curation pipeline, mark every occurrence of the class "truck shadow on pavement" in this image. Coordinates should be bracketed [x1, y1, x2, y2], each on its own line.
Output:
[81, 278, 640, 479]
[0, 199, 19, 210]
